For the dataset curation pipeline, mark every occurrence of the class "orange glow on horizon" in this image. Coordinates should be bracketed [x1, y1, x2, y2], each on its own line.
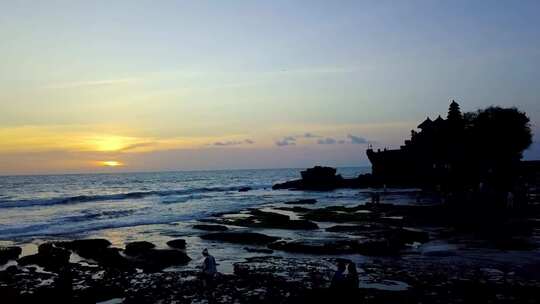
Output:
[100, 160, 124, 167]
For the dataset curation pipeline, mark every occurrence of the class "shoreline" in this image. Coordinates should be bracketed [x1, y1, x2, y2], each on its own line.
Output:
[2, 191, 540, 303]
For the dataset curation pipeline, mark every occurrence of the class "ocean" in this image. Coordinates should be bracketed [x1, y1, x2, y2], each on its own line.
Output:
[0, 167, 369, 241]
[2, 167, 538, 286]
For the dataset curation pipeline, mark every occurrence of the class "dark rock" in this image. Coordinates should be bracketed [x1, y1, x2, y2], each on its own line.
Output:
[268, 239, 357, 254]
[6, 265, 18, 273]
[285, 199, 317, 205]
[244, 247, 274, 254]
[248, 210, 319, 230]
[0, 246, 22, 265]
[391, 227, 429, 244]
[493, 237, 538, 250]
[286, 220, 319, 230]
[275, 206, 310, 213]
[56, 239, 133, 270]
[124, 241, 190, 271]
[77, 284, 125, 303]
[201, 232, 280, 245]
[301, 208, 374, 223]
[272, 179, 303, 190]
[229, 217, 319, 230]
[166, 239, 186, 249]
[326, 224, 385, 232]
[268, 237, 404, 256]
[91, 248, 133, 269]
[16, 255, 41, 267]
[273, 166, 364, 190]
[232, 256, 335, 289]
[18, 243, 70, 271]
[272, 166, 341, 191]
[301, 166, 335, 179]
[193, 224, 229, 231]
[250, 209, 290, 221]
[125, 241, 155, 256]
[217, 209, 319, 230]
[56, 238, 112, 255]
[222, 216, 320, 230]
[422, 249, 456, 257]
[238, 187, 252, 192]
[353, 238, 402, 256]
[134, 249, 191, 271]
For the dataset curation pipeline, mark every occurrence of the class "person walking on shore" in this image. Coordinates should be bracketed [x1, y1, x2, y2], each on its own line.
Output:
[201, 248, 217, 288]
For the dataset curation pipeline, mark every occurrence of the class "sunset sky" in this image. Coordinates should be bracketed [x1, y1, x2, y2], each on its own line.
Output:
[1, 1, 539, 175]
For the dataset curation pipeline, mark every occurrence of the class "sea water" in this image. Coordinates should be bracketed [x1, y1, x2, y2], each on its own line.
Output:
[0, 167, 370, 240]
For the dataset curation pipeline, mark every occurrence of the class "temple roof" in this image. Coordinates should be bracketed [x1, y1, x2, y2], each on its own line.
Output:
[417, 117, 433, 129]
[434, 115, 445, 123]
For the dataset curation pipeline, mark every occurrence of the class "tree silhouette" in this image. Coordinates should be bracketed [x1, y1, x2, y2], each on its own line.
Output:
[468, 106, 531, 160]
[463, 106, 532, 190]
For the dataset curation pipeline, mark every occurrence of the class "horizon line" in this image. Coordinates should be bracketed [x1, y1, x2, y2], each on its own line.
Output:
[0, 165, 372, 178]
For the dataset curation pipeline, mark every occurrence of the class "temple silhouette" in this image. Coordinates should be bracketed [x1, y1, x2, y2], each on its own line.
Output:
[275, 100, 537, 204]
[366, 100, 538, 200]
[367, 101, 466, 188]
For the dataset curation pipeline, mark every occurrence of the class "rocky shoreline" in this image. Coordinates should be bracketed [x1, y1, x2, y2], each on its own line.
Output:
[2, 194, 540, 303]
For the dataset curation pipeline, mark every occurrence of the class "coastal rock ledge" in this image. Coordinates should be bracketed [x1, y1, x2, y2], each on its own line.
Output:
[272, 166, 373, 191]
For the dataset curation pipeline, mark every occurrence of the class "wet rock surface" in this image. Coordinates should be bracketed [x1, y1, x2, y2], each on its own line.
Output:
[56, 238, 112, 253]
[2, 195, 540, 303]
[201, 232, 280, 245]
[207, 209, 319, 230]
[18, 243, 71, 271]
[124, 241, 155, 256]
[192, 224, 229, 231]
[273, 166, 360, 191]
[285, 199, 317, 205]
[166, 239, 187, 249]
[131, 249, 191, 272]
[2, 253, 539, 304]
[0, 247, 22, 265]
[244, 247, 274, 254]
[238, 187, 252, 192]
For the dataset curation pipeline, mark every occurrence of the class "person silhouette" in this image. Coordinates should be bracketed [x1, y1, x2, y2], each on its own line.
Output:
[330, 261, 347, 289]
[346, 262, 359, 288]
[201, 248, 217, 290]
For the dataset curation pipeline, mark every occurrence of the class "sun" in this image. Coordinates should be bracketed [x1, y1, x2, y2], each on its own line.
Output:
[100, 160, 124, 167]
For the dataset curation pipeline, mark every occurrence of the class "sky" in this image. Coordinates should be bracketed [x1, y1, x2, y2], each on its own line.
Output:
[1, 0, 539, 175]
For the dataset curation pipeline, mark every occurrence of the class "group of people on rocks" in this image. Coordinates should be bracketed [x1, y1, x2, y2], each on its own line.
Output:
[200, 249, 361, 292]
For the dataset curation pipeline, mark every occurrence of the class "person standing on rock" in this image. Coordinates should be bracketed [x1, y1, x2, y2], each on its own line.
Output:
[201, 248, 217, 289]
[346, 262, 359, 288]
[330, 261, 347, 289]
[506, 191, 515, 209]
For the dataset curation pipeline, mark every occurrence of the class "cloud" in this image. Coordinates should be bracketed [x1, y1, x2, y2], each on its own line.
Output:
[276, 133, 319, 146]
[276, 136, 296, 146]
[277, 133, 372, 146]
[317, 137, 338, 145]
[119, 142, 158, 152]
[42, 78, 138, 89]
[213, 139, 254, 146]
[302, 132, 321, 138]
[315, 134, 371, 145]
[283, 136, 297, 142]
[347, 134, 369, 144]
